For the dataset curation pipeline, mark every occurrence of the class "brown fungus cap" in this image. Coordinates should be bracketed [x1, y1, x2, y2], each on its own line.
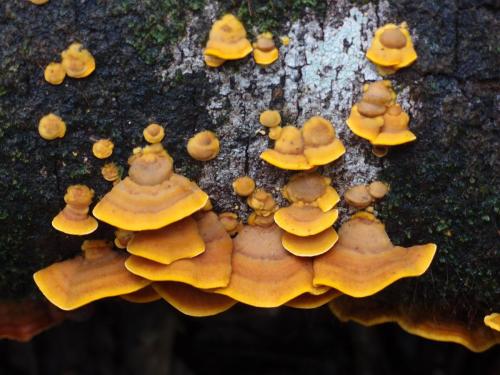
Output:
[282, 173, 340, 212]
[38, 113, 66, 140]
[282, 227, 339, 257]
[143, 123, 165, 144]
[204, 14, 253, 61]
[52, 185, 98, 236]
[253, 32, 279, 66]
[248, 212, 275, 227]
[44, 62, 66, 85]
[372, 145, 389, 158]
[92, 146, 208, 231]
[33, 240, 150, 310]
[187, 131, 220, 161]
[153, 282, 236, 317]
[246, 189, 278, 216]
[126, 217, 205, 265]
[368, 181, 389, 199]
[61, 43, 95, 79]
[313, 213, 437, 297]
[302, 116, 346, 166]
[260, 126, 312, 170]
[344, 185, 374, 209]
[232, 176, 255, 197]
[274, 204, 339, 237]
[215, 224, 320, 307]
[125, 212, 232, 289]
[219, 212, 243, 236]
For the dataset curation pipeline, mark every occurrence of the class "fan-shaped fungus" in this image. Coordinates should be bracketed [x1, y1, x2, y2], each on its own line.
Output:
[215, 224, 318, 307]
[187, 130, 220, 161]
[153, 282, 236, 317]
[127, 217, 205, 265]
[253, 32, 279, 66]
[274, 205, 339, 237]
[282, 173, 340, 212]
[93, 145, 209, 231]
[203, 52, 226, 68]
[204, 14, 252, 64]
[44, 62, 66, 85]
[314, 213, 437, 297]
[368, 181, 389, 199]
[484, 313, 500, 332]
[344, 185, 373, 209]
[38, 113, 66, 140]
[114, 228, 134, 249]
[52, 185, 98, 235]
[219, 212, 243, 236]
[366, 23, 417, 74]
[121, 285, 161, 303]
[302, 116, 346, 166]
[372, 104, 416, 146]
[232, 176, 255, 197]
[282, 227, 339, 257]
[259, 110, 281, 128]
[61, 42, 95, 79]
[260, 126, 311, 170]
[101, 162, 121, 182]
[247, 189, 278, 216]
[33, 240, 150, 310]
[92, 139, 114, 159]
[143, 123, 165, 144]
[125, 212, 232, 289]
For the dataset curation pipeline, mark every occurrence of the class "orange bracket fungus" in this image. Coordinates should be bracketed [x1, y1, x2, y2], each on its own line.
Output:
[44, 62, 66, 85]
[187, 130, 220, 161]
[38, 113, 66, 140]
[92, 139, 114, 159]
[345, 181, 389, 209]
[33, 240, 150, 310]
[247, 188, 278, 217]
[113, 228, 134, 249]
[282, 228, 339, 257]
[260, 126, 311, 170]
[126, 217, 205, 265]
[313, 212, 437, 297]
[286, 288, 341, 309]
[274, 204, 339, 237]
[218, 212, 243, 236]
[372, 104, 416, 146]
[259, 110, 281, 128]
[61, 42, 96, 79]
[484, 313, 500, 332]
[52, 184, 98, 236]
[120, 285, 161, 304]
[203, 14, 252, 67]
[101, 162, 121, 182]
[125, 212, 232, 289]
[330, 296, 500, 352]
[282, 173, 340, 212]
[253, 32, 279, 66]
[143, 123, 165, 144]
[92, 144, 208, 231]
[366, 22, 417, 75]
[215, 224, 322, 307]
[232, 176, 256, 197]
[153, 282, 237, 317]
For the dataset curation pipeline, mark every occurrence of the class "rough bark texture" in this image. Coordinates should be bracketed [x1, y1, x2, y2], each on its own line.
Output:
[0, 0, 498, 335]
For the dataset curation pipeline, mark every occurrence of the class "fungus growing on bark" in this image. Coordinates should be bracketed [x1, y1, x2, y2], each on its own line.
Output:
[153, 282, 236, 317]
[260, 126, 311, 170]
[0, 300, 65, 342]
[302, 116, 346, 166]
[92, 139, 114, 159]
[203, 52, 225, 68]
[232, 176, 255, 197]
[274, 205, 339, 237]
[61, 42, 95, 78]
[247, 189, 278, 217]
[30, 0, 49, 4]
[187, 130, 220, 161]
[114, 228, 134, 249]
[38, 113, 66, 140]
[44, 62, 66, 85]
[268, 126, 282, 140]
[313, 212, 437, 297]
[484, 313, 500, 332]
[52, 185, 98, 235]
[219, 212, 243, 236]
[143, 123, 165, 144]
[368, 181, 389, 199]
[248, 212, 275, 227]
[286, 288, 341, 309]
[33, 240, 150, 310]
[366, 23, 417, 74]
[282, 173, 340, 212]
[101, 162, 120, 182]
[253, 32, 279, 65]
[372, 146, 389, 158]
[125, 212, 232, 289]
[330, 296, 500, 352]
[282, 227, 339, 257]
[344, 185, 373, 209]
[126, 217, 205, 265]
[121, 285, 161, 304]
[203, 14, 252, 65]
[372, 104, 416, 146]
[259, 110, 281, 128]
[92, 145, 208, 231]
[215, 224, 318, 307]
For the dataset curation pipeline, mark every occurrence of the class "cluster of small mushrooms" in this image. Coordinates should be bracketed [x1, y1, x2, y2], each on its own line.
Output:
[3, 6, 496, 351]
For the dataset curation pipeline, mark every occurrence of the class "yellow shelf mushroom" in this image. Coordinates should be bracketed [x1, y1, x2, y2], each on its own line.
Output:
[38, 113, 66, 140]
[282, 227, 339, 257]
[253, 32, 279, 66]
[61, 43, 95, 79]
[274, 205, 339, 237]
[187, 130, 220, 161]
[44, 62, 66, 85]
[286, 288, 341, 309]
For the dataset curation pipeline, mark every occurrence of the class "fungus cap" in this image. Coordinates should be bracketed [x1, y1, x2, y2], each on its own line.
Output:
[92, 139, 114, 159]
[143, 123, 165, 144]
[268, 126, 282, 140]
[313, 214, 437, 297]
[372, 105, 416, 146]
[44, 62, 66, 85]
[346, 105, 384, 142]
[61, 43, 95, 78]
[33, 240, 150, 310]
[248, 212, 275, 227]
[368, 181, 389, 199]
[187, 131, 220, 161]
[274, 204, 339, 237]
[283, 173, 340, 212]
[30, 0, 50, 4]
[372, 146, 389, 158]
[232, 176, 255, 197]
[282, 227, 339, 257]
[246, 189, 277, 216]
[286, 288, 341, 309]
[484, 313, 500, 332]
[120, 285, 161, 303]
[114, 228, 134, 249]
[203, 51, 225, 67]
[38, 113, 66, 140]
[253, 33, 279, 65]
[101, 162, 121, 182]
[302, 117, 346, 165]
[204, 14, 253, 60]
[260, 126, 311, 170]
[259, 110, 281, 128]
[344, 185, 373, 209]
[219, 212, 243, 236]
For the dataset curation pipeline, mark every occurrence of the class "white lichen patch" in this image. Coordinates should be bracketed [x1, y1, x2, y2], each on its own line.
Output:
[159, 0, 418, 220]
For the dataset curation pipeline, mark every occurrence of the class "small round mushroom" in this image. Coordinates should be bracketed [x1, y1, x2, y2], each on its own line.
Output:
[101, 162, 120, 182]
[61, 43, 95, 79]
[38, 113, 66, 140]
[232, 176, 255, 197]
[143, 123, 165, 144]
[372, 146, 389, 158]
[218, 212, 243, 236]
[44, 62, 66, 85]
[344, 185, 373, 209]
[253, 32, 279, 66]
[247, 189, 277, 216]
[259, 110, 281, 128]
[268, 126, 282, 140]
[302, 116, 346, 166]
[368, 181, 389, 199]
[187, 130, 220, 161]
[92, 139, 114, 159]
